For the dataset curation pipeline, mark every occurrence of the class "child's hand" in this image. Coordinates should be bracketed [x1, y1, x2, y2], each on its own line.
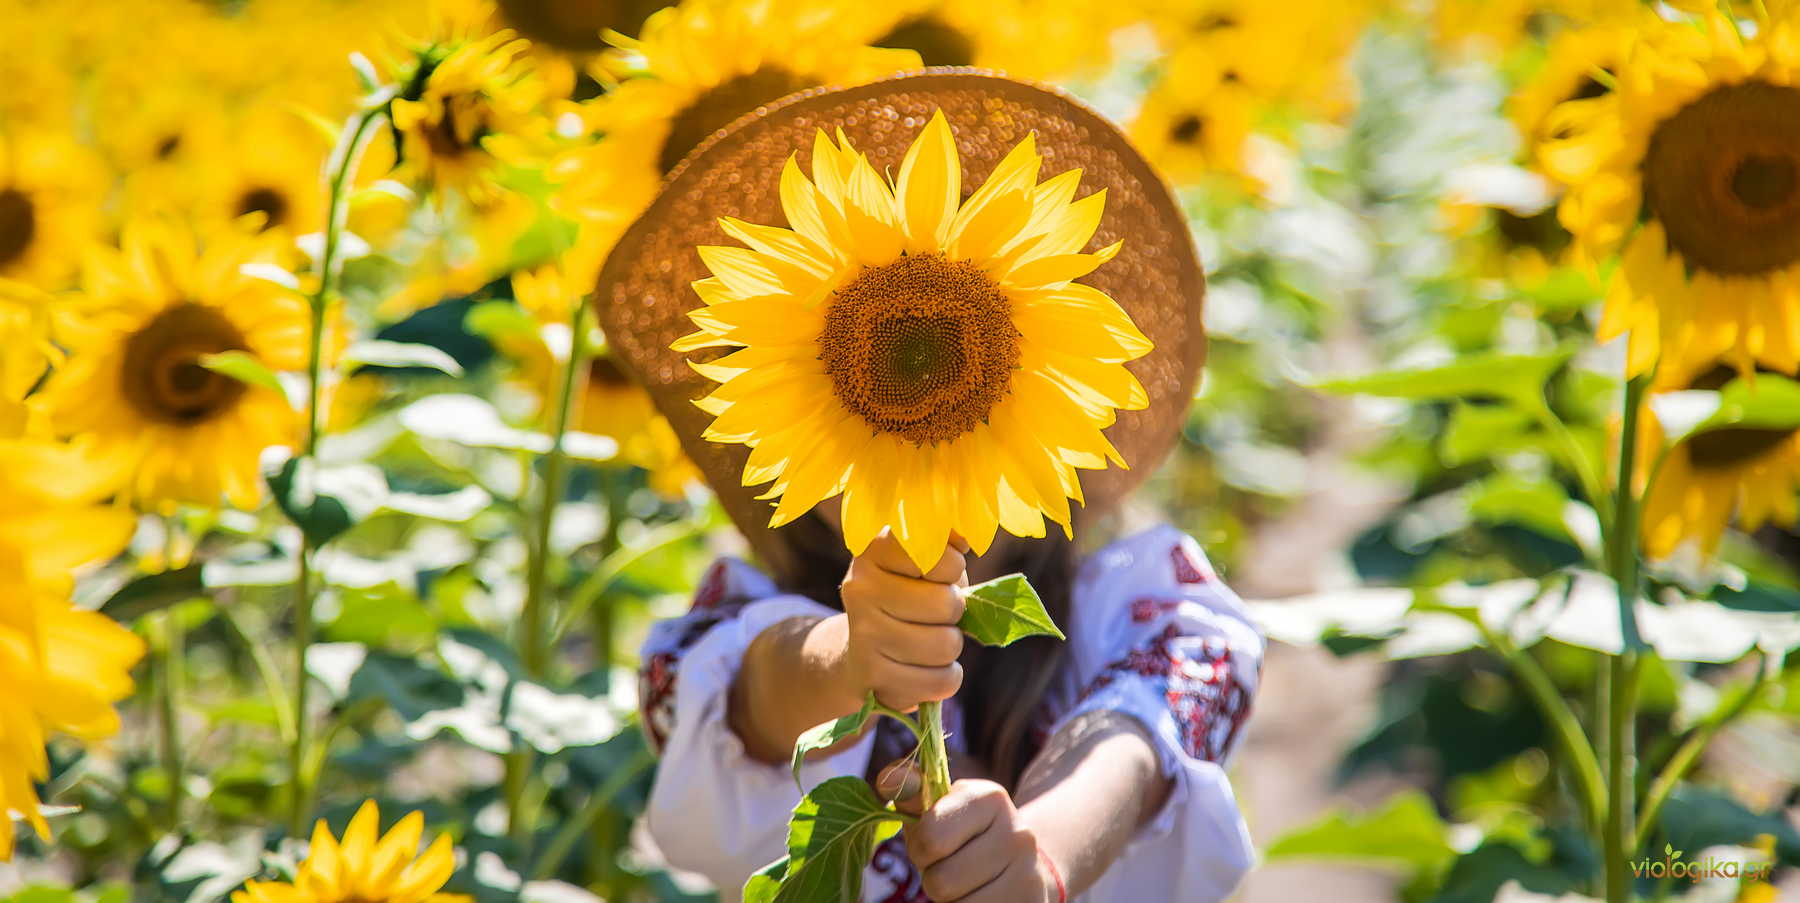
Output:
[904, 779, 1056, 903]
[839, 528, 967, 712]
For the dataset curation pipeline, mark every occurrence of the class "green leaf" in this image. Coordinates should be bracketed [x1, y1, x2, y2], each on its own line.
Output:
[343, 339, 465, 376]
[792, 693, 875, 789]
[1667, 373, 1800, 445]
[199, 350, 285, 395]
[1311, 348, 1573, 410]
[99, 565, 206, 621]
[746, 776, 905, 903]
[268, 456, 387, 546]
[1265, 791, 1458, 876]
[464, 299, 540, 345]
[959, 573, 1065, 647]
[1440, 403, 1535, 467]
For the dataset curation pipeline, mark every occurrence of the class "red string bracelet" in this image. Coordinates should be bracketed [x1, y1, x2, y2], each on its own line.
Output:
[1036, 844, 1068, 903]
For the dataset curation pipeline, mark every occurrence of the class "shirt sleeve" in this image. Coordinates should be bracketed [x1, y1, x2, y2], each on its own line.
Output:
[636, 559, 878, 897]
[1047, 525, 1265, 902]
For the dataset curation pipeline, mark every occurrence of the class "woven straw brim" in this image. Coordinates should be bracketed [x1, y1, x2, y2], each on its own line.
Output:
[594, 69, 1206, 575]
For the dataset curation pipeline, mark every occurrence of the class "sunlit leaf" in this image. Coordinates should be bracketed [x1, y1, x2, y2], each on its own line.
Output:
[1312, 348, 1574, 410]
[343, 339, 465, 376]
[791, 693, 874, 789]
[959, 574, 1064, 647]
[199, 351, 285, 395]
[746, 777, 905, 903]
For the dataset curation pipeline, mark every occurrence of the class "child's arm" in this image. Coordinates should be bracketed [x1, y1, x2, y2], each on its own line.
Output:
[900, 712, 1170, 902]
[728, 531, 969, 763]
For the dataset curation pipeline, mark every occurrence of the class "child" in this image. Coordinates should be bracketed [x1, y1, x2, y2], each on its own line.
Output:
[599, 72, 1264, 902]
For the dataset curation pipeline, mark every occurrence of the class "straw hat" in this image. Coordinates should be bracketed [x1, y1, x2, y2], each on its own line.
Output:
[594, 69, 1206, 575]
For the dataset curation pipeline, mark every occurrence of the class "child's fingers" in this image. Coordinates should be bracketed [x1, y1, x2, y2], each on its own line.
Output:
[875, 759, 923, 816]
[874, 577, 966, 626]
[875, 617, 963, 668]
[865, 529, 966, 583]
[907, 780, 1005, 869]
[918, 821, 1027, 902]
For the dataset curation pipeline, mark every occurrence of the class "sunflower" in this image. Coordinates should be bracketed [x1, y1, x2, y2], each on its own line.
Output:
[233, 800, 470, 903]
[1131, 48, 1258, 187]
[389, 10, 550, 205]
[0, 282, 56, 401]
[1541, 11, 1800, 379]
[1509, 24, 1634, 165]
[0, 131, 102, 289]
[192, 109, 328, 240]
[1143, 0, 1369, 120]
[1640, 360, 1800, 559]
[45, 221, 308, 511]
[581, 355, 701, 498]
[561, 0, 917, 256]
[851, 0, 1112, 80]
[675, 111, 1151, 571]
[0, 547, 145, 861]
[494, 0, 670, 52]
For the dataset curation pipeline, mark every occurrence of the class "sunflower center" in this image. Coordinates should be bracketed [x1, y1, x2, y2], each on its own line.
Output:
[120, 303, 253, 425]
[496, 0, 662, 53]
[422, 93, 490, 161]
[1170, 114, 1205, 145]
[1688, 426, 1795, 470]
[1642, 80, 1800, 276]
[818, 254, 1018, 444]
[659, 67, 816, 174]
[0, 189, 35, 267]
[876, 16, 976, 67]
[589, 355, 633, 388]
[1496, 207, 1572, 256]
[237, 186, 290, 229]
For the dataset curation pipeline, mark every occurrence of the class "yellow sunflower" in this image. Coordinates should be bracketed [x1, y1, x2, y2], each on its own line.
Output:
[675, 111, 1151, 571]
[1640, 359, 1800, 559]
[1509, 24, 1634, 164]
[45, 221, 308, 511]
[1541, 11, 1800, 379]
[0, 131, 102, 289]
[0, 547, 145, 861]
[851, 0, 1112, 80]
[1131, 48, 1258, 187]
[561, 0, 918, 258]
[191, 109, 329, 240]
[233, 800, 470, 903]
[1143, 0, 1370, 120]
[581, 356, 701, 498]
[0, 282, 56, 401]
[389, 9, 550, 205]
[494, 0, 671, 52]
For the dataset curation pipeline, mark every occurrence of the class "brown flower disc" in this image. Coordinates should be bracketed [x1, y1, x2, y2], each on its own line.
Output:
[121, 303, 252, 425]
[818, 254, 1019, 444]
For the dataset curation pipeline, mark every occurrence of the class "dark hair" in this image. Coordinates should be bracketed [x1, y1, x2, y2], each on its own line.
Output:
[774, 512, 1077, 788]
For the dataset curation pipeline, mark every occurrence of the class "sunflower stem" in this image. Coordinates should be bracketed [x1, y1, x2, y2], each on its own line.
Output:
[1603, 373, 1650, 903]
[917, 700, 953, 807]
[154, 516, 186, 831]
[288, 100, 387, 839]
[508, 287, 592, 854]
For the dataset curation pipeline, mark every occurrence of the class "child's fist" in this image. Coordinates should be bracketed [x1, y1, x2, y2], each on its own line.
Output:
[905, 780, 1056, 903]
[838, 528, 967, 712]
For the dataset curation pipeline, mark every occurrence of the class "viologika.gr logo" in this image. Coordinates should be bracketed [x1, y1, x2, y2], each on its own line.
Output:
[1629, 844, 1774, 883]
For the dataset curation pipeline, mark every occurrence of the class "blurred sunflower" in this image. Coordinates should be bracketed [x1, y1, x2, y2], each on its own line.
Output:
[582, 355, 701, 498]
[45, 221, 308, 511]
[494, 0, 671, 52]
[193, 110, 328, 240]
[1132, 49, 1258, 187]
[1641, 361, 1800, 559]
[853, 0, 1112, 80]
[389, 10, 550, 205]
[1509, 24, 1633, 163]
[233, 800, 470, 903]
[676, 112, 1151, 571]
[1542, 12, 1800, 378]
[562, 0, 918, 256]
[1143, 0, 1367, 120]
[0, 283, 56, 401]
[0, 547, 145, 860]
[0, 131, 102, 289]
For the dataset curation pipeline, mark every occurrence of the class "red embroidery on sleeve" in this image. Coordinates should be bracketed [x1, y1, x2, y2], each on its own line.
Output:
[1079, 625, 1252, 763]
[636, 561, 751, 752]
[1129, 596, 1186, 623]
[1170, 543, 1212, 584]
[870, 834, 929, 902]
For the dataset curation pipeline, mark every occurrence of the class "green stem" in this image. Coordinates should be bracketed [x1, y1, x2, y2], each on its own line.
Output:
[289, 101, 387, 839]
[155, 609, 185, 829]
[508, 290, 592, 854]
[530, 747, 655, 881]
[872, 702, 923, 740]
[1604, 374, 1650, 903]
[1480, 623, 1607, 835]
[218, 603, 297, 747]
[1530, 400, 1611, 531]
[917, 701, 952, 807]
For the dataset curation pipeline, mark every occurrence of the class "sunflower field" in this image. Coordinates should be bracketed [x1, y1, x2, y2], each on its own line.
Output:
[2, 0, 1799, 901]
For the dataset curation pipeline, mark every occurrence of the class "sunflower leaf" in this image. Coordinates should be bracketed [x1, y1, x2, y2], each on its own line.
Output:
[1675, 374, 1800, 444]
[199, 351, 286, 396]
[791, 693, 875, 790]
[960, 574, 1065, 647]
[1311, 348, 1575, 410]
[744, 776, 905, 903]
[268, 456, 387, 546]
[343, 339, 465, 376]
